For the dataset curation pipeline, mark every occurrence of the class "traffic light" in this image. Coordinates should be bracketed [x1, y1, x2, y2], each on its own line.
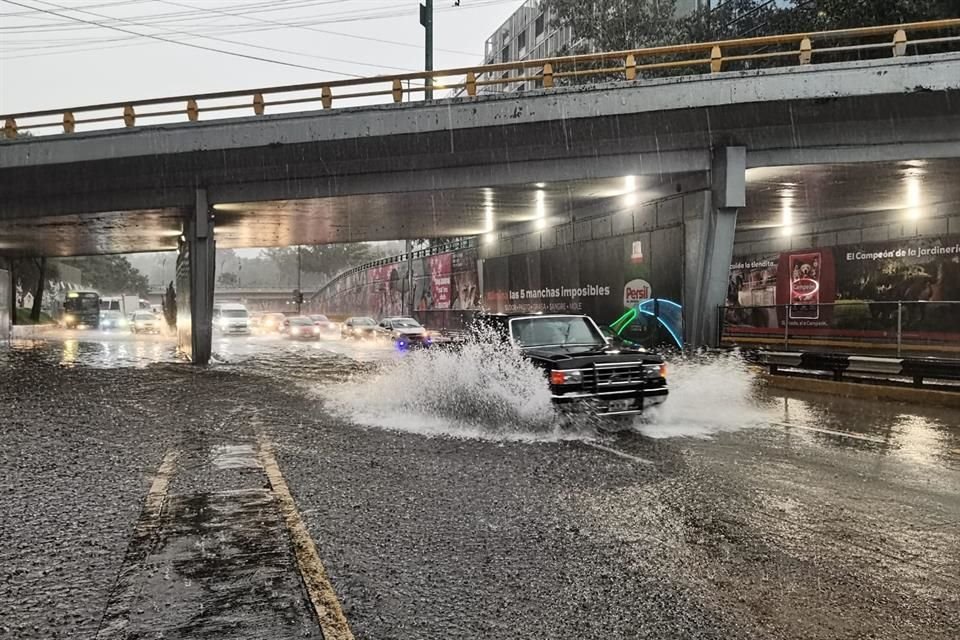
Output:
[293, 289, 304, 305]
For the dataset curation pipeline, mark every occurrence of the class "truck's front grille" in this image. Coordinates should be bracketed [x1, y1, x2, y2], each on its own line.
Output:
[583, 364, 648, 390]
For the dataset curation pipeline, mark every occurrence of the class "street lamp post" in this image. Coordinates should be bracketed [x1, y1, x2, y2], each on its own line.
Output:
[420, 0, 433, 100]
[296, 245, 302, 315]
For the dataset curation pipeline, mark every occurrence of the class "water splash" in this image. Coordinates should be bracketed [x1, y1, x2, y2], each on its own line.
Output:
[322, 328, 596, 442]
[637, 351, 770, 439]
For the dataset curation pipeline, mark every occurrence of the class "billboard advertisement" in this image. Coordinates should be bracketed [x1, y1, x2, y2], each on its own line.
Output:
[482, 231, 682, 328]
[318, 247, 482, 318]
[727, 234, 960, 339]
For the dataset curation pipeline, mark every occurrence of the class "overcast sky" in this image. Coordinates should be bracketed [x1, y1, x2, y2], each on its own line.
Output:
[0, 0, 521, 113]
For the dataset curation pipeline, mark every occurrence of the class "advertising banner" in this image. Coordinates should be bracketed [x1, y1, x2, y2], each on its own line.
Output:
[787, 252, 822, 319]
[727, 233, 960, 337]
[482, 230, 681, 328]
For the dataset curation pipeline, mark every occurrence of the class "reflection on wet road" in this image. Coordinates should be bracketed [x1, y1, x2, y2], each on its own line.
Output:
[0, 331, 957, 639]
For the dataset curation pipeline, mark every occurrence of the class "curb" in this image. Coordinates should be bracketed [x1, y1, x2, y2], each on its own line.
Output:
[761, 372, 960, 409]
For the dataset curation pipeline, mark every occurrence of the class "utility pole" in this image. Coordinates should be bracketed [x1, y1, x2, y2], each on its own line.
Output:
[420, 0, 433, 100]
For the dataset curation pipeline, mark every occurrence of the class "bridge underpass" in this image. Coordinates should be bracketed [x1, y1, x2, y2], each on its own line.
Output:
[2, 24, 960, 640]
[2, 48, 960, 362]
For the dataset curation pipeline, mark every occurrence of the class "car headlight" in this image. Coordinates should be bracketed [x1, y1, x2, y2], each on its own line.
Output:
[219, 318, 230, 329]
[118, 319, 127, 328]
[549, 370, 583, 385]
[64, 314, 75, 324]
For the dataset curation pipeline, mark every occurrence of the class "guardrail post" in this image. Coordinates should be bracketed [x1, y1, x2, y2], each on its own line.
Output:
[321, 86, 333, 109]
[123, 105, 136, 128]
[62, 112, 75, 134]
[253, 93, 265, 116]
[625, 54, 637, 80]
[710, 46, 723, 73]
[543, 63, 554, 88]
[187, 99, 199, 122]
[784, 304, 790, 349]
[466, 71, 477, 96]
[392, 79, 403, 103]
[4, 118, 17, 139]
[799, 37, 812, 64]
[897, 301, 903, 357]
[893, 29, 908, 56]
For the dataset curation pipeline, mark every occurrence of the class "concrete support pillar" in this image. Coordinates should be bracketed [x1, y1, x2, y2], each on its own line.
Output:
[683, 147, 745, 348]
[0, 266, 11, 340]
[176, 188, 216, 364]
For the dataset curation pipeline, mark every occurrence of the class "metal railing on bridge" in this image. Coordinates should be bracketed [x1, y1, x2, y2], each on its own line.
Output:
[4, 19, 960, 138]
[721, 301, 960, 357]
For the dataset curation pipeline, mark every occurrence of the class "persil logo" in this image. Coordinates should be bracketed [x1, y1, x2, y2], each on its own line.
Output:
[623, 279, 652, 306]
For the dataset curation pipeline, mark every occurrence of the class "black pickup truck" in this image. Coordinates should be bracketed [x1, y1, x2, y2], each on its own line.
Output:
[478, 313, 668, 416]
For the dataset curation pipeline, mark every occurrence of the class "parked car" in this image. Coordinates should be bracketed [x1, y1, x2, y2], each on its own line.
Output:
[342, 317, 377, 339]
[477, 313, 668, 416]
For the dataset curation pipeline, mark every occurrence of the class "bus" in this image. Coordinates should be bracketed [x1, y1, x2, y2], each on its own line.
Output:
[63, 291, 101, 329]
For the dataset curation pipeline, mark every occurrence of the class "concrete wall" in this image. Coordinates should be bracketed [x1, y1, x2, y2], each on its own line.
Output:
[480, 190, 707, 261]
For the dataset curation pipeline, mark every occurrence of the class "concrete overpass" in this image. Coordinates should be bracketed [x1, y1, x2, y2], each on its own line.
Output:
[2, 21, 959, 362]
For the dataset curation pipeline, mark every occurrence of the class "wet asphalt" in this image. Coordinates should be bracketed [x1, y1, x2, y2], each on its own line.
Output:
[0, 330, 958, 639]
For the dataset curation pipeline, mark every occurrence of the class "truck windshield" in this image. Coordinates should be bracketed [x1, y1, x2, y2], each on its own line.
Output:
[510, 316, 605, 348]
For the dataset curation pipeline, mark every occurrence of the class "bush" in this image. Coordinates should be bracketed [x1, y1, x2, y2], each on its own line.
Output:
[15, 309, 55, 325]
[832, 301, 871, 330]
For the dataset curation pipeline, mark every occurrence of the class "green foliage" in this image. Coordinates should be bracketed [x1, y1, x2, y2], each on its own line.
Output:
[833, 300, 872, 329]
[15, 308, 54, 325]
[542, 0, 682, 52]
[218, 272, 240, 288]
[264, 244, 380, 281]
[543, 0, 957, 54]
[62, 255, 150, 296]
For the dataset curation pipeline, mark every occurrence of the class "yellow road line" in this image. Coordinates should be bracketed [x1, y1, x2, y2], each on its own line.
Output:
[258, 437, 354, 640]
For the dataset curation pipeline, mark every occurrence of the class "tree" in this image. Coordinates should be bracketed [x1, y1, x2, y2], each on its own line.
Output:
[544, 0, 958, 56]
[162, 281, 177, 329]
[7, 256, 59, 322]
[218, 272, 240, 288]
[62, 255, 150, 295]
[29, 258, 46, 322]
[542, 0, 682, 53]
[265, 244, 379, 282]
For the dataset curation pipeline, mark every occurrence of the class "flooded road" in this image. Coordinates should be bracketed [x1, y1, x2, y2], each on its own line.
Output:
[0, 331, 957, 639]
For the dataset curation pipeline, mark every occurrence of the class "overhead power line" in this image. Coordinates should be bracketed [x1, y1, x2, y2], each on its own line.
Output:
[0, 0, 377, 75]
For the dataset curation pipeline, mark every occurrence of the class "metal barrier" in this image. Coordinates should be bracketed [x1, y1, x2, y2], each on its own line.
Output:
[721, 301, 960, 356]
[757, 350, 960, 389]
[4, 19, 960, 138]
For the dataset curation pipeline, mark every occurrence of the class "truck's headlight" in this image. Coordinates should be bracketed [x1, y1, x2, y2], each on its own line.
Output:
[549, 370, 583, 385]
[644, 364, 666, 378]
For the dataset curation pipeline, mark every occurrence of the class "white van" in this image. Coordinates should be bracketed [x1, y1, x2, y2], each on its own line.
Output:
[213, 303, 250, 335]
